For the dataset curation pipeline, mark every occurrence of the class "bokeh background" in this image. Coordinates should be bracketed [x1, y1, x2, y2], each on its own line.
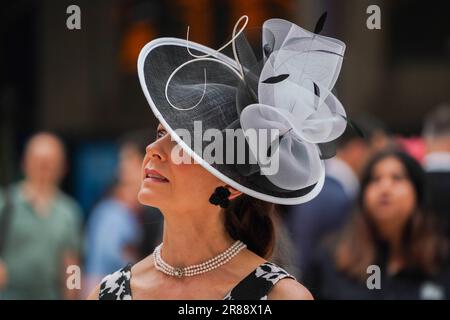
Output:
[0, 0, 449, 300]
[1, 0, 449, 211]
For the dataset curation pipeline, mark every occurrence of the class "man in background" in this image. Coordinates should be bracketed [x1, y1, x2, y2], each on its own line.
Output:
[0, 132, 82, 299]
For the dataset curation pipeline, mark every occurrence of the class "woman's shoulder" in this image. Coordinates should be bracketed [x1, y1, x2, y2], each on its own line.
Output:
[87, 257, 313, 300]
[86, 254, 155, 300]
[97, 263, 133, 300]
[256, 261, 313, 300]
[267, 276, 314, 300]
[224, 260, 312, 300]
[86, 263, 133, 300]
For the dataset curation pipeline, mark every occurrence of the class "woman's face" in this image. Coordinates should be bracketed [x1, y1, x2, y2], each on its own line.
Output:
[364, 156, 416, 228]
[138, 123, 226, 213]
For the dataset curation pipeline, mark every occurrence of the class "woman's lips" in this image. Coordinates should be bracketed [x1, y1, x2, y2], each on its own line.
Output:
[144, 168, 169, 183]
[377, 196, 392, 206]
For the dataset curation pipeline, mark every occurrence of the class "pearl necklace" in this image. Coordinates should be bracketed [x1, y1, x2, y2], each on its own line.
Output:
[153, 240, 246, 278]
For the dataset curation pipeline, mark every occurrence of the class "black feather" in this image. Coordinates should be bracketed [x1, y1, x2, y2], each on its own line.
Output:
[313, 82, 320, 97]
[262, 74, 289, 84]
[306, 49, 344, 58]
[314, 12, 328, 34]
[341, 115, 365, 138]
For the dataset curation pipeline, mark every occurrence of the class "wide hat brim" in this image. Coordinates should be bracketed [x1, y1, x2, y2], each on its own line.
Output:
[137, 37, 328, 205]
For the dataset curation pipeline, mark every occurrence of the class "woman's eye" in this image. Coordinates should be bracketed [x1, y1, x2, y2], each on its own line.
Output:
[156, 129, 167, 139]
[392, 174, 405, 181]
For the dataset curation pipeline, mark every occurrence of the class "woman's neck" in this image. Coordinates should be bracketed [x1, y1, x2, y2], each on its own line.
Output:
[377, 224, 406, 274]
[158, 207, 236, 267]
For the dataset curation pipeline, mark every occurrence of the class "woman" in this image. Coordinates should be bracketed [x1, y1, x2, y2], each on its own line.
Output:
[304, 149, 449, 299]
[88, 15, 349, 300]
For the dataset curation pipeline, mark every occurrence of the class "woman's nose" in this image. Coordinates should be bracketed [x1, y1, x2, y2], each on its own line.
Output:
[378, 177, 394, 191]
[146, 140, 167, 162]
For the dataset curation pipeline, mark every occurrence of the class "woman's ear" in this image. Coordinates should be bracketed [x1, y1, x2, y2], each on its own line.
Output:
[226, 185, 242, 200]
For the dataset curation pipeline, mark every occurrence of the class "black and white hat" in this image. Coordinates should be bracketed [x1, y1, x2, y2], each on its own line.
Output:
[137, 14, 348, 205]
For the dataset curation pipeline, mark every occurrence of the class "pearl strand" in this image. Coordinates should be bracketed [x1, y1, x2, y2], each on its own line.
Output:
[154, 243, 246, 277]
[156, 241, 243, 272]
[153, 240, 246, 277]
[155, 242, 243, 276]
[153, 241, 246, 277]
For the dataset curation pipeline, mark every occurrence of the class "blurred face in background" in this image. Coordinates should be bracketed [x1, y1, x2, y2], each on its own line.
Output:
[138, 123, 226, 214]
[336, 129, 391, 178]
[23, 133, 66, 187]
[118, 143, 143, 191]
[363, 156, 416, 233]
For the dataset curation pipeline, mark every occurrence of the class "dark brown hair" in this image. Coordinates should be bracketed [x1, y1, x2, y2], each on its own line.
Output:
[334, 149, 448, 281]
[224, 194, 276, 259]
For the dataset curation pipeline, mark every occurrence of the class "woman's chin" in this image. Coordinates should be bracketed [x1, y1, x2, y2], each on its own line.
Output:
[137, 188, 162, 207]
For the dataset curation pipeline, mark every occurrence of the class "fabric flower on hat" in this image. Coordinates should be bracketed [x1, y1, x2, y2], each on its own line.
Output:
[238, 14, 348, 190]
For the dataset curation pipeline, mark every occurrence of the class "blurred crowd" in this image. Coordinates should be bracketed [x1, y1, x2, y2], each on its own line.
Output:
[0, 131, 163, 299]
[281, 103, 450, 299]
[0, 103, 449, 300]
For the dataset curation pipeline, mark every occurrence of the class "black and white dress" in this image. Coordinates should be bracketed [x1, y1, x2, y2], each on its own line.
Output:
[98, 261, 295, 300]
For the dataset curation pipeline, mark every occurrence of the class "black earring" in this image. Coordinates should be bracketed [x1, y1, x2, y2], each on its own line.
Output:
[209, 186, 231, 208]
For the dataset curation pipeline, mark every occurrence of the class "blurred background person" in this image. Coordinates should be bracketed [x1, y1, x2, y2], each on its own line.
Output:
[304, 149, 449, 299]
[422, 104, 450, 240]
[138, 205, 164, 262]
[284, 116, 390, 279]
[0, 132, 82, 299]
[83, 131, 162, 297]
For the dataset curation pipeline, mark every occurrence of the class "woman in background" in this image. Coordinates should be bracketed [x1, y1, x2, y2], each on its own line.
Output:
[305, 149, 449, 299]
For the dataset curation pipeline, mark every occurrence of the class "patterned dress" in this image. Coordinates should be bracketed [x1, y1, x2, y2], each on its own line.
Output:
[99, 261, 295, 300]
